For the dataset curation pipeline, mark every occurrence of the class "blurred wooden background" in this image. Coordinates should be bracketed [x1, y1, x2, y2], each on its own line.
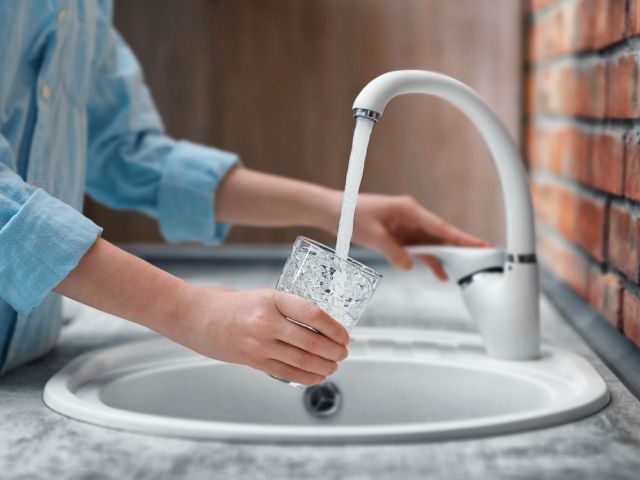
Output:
[85, 0, 523, 246]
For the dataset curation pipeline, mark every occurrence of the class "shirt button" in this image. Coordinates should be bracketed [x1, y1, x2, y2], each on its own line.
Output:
[57, 9, 66, 22]
[41, 84, 51, 99]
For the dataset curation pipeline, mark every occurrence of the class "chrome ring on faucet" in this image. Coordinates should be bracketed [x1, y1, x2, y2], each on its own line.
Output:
[352, 108, 382, 122]
[506, 253, 537, 264]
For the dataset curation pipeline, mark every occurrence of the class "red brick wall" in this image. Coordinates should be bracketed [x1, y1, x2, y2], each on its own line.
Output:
[526, 0, 640, 345]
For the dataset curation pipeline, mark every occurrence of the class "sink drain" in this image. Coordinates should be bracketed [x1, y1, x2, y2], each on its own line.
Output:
[303, 382, 342, 418]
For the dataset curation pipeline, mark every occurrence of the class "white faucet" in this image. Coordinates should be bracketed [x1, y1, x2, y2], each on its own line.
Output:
[353, 70, 539, 360]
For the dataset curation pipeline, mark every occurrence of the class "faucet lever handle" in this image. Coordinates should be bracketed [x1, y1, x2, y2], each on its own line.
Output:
[406, 246, 504, 283]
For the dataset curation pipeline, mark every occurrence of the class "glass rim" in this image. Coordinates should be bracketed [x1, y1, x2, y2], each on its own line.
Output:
[295, 236, 383, 280]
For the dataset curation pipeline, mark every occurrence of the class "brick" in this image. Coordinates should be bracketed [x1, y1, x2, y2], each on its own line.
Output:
[608, 203, 640, 281]
[562, 127, 592, 182]
[556, 186, 575, 237]
[574, 60, 608, 118]
[538, 232, 623, 321]
[589, 268, 622, 328]
[555, 185, 605, 259]
[631, 0, 640, 36]
[572, 191, 606, 260]
[526, 126, 548, 171]
[533, 182, 606, 260]
[532, 181, 564, 228]
[571, 0, 595, 52]
[529, 1, 586, 61]
[530, 0, 561, 12]
[590, 129, 625, 194]
[532, 183, 553, 226]
[533, 66, 573, 114]
[625, 129, 640, 201]
[528, 0, 625, 60]
[607, 52, 640, 119]
[537, 232, 591, 299]
[592, 0, 626, 49]
[529, 61, 608, 118]
[623, 289, 640, 347]
[527, 125, 591, 182]
[527, 127, 624, 194]
[527, 67, 568, 115]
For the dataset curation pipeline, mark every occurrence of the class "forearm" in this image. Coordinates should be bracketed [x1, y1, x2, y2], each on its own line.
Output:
[216, 167, 341, 234]
[54, 238, 197, 337]
[53, 237, 348, 385]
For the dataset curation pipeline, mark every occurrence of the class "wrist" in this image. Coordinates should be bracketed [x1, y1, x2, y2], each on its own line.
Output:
[150, 279, 203, 337]
[312, 187, 342, 235]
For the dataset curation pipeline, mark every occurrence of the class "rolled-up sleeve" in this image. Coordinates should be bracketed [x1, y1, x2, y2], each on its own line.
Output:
[86, 28, 238, 244]
[0, 141, 102, 314]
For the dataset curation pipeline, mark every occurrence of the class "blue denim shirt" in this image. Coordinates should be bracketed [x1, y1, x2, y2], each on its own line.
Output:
[0, 0, 238, 373]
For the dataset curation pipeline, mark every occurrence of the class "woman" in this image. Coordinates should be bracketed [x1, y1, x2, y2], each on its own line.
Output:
[0, 1, 486, 384]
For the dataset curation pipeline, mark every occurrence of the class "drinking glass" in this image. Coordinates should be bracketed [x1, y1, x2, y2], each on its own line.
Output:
[273, 236, 383, 388]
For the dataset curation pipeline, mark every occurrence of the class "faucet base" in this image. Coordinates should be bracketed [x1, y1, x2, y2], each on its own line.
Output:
[462, 263, 540, 360]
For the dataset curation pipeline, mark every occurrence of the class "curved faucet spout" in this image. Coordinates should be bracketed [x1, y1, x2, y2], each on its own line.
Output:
[352, 70, 535, 256]
[353, 70, 539, 359]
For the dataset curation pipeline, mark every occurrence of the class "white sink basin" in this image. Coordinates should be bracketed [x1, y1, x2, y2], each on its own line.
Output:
[44, 328, 609, 443]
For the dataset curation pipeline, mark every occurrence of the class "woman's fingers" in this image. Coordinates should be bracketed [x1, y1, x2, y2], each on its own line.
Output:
[263, 358, 326, 386]
[275, 316, 348, 362]
[375, 232, 413, 271]
[273, 293, 350, 346]
[413, 207, 490, 247]
[440, 223, 490, 247]
[433, 221, 490, 247]
[416, 254, 448, 281]
[269, 340, 338, 377]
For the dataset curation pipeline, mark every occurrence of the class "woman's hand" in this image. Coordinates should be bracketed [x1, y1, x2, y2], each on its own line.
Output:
[178, 287, 350, 386]
[215, 168, 489, 280]
[350, 193, 491, 279]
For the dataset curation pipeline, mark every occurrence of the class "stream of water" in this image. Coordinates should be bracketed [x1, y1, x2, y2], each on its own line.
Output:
[334, 117, 375, 259]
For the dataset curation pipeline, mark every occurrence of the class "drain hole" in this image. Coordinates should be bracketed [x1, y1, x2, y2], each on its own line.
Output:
[303, 382, 342, 418]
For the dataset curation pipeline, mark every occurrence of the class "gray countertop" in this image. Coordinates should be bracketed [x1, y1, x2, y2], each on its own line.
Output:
[1, 255, 640, 480]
